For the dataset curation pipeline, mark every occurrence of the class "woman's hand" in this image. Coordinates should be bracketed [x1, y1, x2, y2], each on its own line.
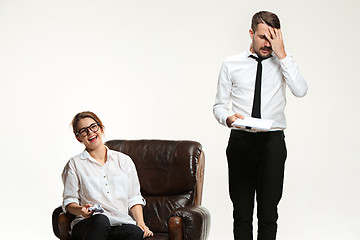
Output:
[66, 202, 93, 218]
[80, 204, 93, 218]
[137, 222, 154, 238]
[130, 204, 154, 238]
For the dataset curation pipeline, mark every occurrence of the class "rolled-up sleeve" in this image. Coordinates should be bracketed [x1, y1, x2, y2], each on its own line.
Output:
[127, 159, 146, 209]
[62, 160, 80, 213]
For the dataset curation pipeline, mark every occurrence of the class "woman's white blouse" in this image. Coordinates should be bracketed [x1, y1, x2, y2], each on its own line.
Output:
[62, 147, 145, 228]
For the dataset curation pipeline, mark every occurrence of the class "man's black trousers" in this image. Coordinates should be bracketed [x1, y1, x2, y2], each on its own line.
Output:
[226, 129, 287, 240]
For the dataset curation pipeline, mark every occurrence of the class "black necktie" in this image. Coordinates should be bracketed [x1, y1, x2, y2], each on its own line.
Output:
[249, 55, 271, 119]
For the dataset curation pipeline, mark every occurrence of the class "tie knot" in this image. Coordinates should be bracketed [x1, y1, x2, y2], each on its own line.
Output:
[249, 55, 261, 62]
[249, 54, 272, 62]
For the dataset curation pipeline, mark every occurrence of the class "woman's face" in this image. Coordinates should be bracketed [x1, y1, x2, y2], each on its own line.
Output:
[76, 117, 104, 151]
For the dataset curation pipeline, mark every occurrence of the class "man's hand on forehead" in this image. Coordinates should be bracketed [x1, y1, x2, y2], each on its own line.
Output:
[265, 27, 287, 60]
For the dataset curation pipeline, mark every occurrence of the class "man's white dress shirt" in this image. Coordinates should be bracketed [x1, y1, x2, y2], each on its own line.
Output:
[62, 147, 145, 229]
[213, 49, 308, 130]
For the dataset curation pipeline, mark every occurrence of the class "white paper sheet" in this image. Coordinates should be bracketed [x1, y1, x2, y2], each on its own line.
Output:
[232, 117, 274, 131]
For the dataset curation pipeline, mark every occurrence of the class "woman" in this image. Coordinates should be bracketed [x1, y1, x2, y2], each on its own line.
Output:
[62, 111, 153, 240]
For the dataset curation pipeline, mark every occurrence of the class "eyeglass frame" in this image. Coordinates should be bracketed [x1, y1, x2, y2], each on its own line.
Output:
[76, 122, 101, 137]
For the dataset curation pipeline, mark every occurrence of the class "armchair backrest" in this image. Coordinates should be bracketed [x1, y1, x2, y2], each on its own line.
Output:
[105, 140, 205, 233]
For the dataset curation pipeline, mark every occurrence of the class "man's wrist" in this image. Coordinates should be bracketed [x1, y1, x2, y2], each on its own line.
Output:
[276, 51, 287, 60]
[226, 116, 233, 128]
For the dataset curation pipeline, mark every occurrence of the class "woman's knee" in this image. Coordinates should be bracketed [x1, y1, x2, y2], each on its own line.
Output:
[122, 224, 144, 240]
[133, 226, 144, 240]
[89, 214, 111, 229]
[112, 224, 144, 240]
[72, 214, 111, 240]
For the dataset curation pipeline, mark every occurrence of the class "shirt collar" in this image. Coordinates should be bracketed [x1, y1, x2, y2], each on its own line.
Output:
[247, 49, 256, 58]
[80, 146, 111, 162]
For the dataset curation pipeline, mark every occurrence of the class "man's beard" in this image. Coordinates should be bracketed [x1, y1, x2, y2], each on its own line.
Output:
[256, 46, 272, 58]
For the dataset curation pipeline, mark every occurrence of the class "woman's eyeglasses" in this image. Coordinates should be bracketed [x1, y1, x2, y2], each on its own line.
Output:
[76, 123, 100, 137]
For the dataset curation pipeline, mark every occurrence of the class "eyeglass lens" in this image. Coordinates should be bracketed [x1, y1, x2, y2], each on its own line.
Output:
[78, 123, 99, 136]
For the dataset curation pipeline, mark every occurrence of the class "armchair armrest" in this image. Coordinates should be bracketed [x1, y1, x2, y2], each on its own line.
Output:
[170, 205, 211, 240]
[52, 206, 75, 240]
[58, 212, 74, 240]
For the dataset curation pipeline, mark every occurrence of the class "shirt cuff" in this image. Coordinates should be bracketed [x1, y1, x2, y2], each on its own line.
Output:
[279, 55, 292, 69]
[62, 198, 79, 213]
[129, 196, 146, 210]
[221, 114, 233, 127]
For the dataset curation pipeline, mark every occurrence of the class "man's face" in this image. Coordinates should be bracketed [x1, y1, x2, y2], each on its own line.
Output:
[249, 23, 273, 58]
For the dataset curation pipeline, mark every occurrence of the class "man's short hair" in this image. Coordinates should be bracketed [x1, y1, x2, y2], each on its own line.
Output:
[251, 11, 280, 32]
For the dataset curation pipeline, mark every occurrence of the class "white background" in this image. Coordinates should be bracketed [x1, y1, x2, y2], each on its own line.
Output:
[1, 0, 359, 239]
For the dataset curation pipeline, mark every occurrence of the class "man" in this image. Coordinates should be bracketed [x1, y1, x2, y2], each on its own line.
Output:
[213, 11, 308, 240]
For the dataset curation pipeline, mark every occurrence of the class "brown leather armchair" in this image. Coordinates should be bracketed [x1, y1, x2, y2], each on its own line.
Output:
[52, 140, 211, 240]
